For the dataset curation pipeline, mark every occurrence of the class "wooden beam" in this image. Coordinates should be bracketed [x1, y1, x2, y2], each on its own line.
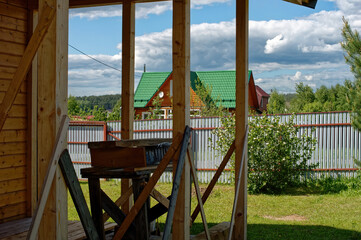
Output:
[172, 0, 190, 237]
[228, 126, 248, 240]
[0, 3, 55, 132]
[102, 186, 133, 223]
[162, 126, 190, 240]
[26, 116, 69, 240]
[121, 0, 135, 215]
[234, 0, 249, 238]
[113, 132, 183, 240]
[187, 148, 210, 240]
[150, 188, 169, 209]
[191, 140, 235, 223]
[59, 150, 99, 240]
[37, 0, 69, 239]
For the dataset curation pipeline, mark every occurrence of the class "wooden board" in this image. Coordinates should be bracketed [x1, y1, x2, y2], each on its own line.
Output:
[59, 150, 99, 240]
[0, 41, 26, 56]
[0, 202, 26, 221]
[0, 130, 26, 143]
[0, 28, 27, 44]
[0, 178, 26, 195]
[90, 147, 146, 168]
[0, 92, 27, 105]
[1, 118, 26, 130]
[0, 54, 22, 68]
[0, 154, 26, 168]
[0, 2, 27, 20]
[0, 142, 26, 155]
[88, 138, 172, 149]
[0, 191, 26, 208]
[0, 15, 27, 33]
[0, 217, 31, 239]
[0, 166, 26, 182]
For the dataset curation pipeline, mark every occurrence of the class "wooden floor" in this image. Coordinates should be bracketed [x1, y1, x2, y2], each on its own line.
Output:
[0, 218, 117, 240]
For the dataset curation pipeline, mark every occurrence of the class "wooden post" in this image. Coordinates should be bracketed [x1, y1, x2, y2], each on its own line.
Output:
[37, 0, 68, 239]
[121, 0, 135, 214]
[234, 0, 249, 239]
[172, 0, 190, 237]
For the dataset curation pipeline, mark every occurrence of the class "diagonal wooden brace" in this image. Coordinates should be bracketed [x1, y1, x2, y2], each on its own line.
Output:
[0, 3, 55, 132]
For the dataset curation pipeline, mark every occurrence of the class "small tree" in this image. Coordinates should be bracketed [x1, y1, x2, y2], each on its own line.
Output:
[212, 114, 317, 193]
[108, 99, 122, 121]
[267, 90, 286, 114]
[341, 17, 361, 130]
[148, 96, 164, 119]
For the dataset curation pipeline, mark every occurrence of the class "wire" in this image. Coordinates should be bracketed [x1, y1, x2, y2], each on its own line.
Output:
[69, 44, 122, 73]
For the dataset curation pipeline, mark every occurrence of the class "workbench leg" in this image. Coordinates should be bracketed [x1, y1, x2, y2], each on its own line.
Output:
[132, 177, 149, 240]
[88, 178, 105, 240]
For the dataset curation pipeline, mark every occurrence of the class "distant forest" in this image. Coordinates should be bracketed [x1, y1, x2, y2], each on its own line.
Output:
[73, 94, 121, 110]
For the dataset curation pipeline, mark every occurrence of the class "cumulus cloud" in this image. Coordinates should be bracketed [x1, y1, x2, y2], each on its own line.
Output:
[70, 0, 230, 20]
[68, 0, 361, 95]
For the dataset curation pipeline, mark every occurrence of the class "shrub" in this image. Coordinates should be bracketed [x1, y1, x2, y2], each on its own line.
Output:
[212, 114, 317, 193]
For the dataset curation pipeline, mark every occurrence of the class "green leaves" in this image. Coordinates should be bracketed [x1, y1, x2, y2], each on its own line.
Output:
[212, 114, 317, 194]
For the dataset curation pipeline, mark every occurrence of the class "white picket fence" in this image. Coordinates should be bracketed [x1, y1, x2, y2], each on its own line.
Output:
[68, 112, 360, 183]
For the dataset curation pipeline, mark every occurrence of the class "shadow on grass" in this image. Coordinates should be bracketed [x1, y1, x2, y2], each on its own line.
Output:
[158, 223, 361, 240]
[248, 224, 361, 240]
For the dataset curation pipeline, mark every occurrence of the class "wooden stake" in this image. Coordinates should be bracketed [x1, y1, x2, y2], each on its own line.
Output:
[102, 187, 133, 223]
[26, 116, 69, 240]
[187, 147, 210, 240]
[113, 132, 184, 240]
[0, 3, 55, 132]
[191, 140, 235, 223]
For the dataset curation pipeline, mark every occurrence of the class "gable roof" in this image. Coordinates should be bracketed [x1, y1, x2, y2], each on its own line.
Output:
[134, 70, 254, 109]
[134, 72, 171, 108]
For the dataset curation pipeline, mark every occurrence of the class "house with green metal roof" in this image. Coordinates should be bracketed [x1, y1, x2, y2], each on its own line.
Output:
[134, 70, 269, 119]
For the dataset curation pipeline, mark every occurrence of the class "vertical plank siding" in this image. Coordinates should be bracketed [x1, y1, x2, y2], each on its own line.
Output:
[0, 0, 28, 223]
[69, 112, 360, 183]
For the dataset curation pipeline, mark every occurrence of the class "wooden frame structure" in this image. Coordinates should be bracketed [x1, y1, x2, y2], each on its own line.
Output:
[0, 0, 317, 239]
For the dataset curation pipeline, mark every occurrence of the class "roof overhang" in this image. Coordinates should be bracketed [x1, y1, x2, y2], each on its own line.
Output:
[283, 0, 318, 9]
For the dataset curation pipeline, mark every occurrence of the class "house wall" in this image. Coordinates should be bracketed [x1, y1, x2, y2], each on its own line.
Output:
[0, 0, 29, 223]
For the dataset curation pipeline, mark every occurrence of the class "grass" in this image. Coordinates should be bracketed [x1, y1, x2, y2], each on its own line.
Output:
[69, 181, 361, 240]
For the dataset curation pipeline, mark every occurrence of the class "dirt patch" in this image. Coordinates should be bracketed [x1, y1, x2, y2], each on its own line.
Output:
[191, 187, 207, 197]
[263, 214, 307, 221]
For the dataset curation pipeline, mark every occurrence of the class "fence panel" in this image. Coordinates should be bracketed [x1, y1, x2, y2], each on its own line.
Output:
[68, 112, 360, 182]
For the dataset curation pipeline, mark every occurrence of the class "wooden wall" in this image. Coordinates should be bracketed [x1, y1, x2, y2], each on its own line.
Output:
[0, 0, 29, 223]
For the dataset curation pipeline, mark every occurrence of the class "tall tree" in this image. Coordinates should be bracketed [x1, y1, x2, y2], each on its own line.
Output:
[341, 17, 361, 130]
[290, 82, 315, 112]
[267, 90, 286, 114]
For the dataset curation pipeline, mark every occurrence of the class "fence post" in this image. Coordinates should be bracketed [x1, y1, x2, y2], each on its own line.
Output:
[103, 122, 107, 141]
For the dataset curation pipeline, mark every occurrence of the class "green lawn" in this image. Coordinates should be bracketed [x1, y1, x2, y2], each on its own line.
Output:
[69, 181, 361, 240]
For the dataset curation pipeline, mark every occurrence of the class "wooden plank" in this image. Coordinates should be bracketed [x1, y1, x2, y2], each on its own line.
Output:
[0, 41, 26, 56]
[121, 0, 135, 214]
[0, 178, 26, 195]
[162, 126, 190, 240]
[187, 148, 210, 240]
[0, 4, 55, 133]
[0, 202, 26, 221]
[234, 0, 249, 239]
[229, 127, 248, 240]
[191, 140, 235, 222]
[0, 217, 31, 238]
[0, 154, 26, 168]
[0, 166, 26, 182]
[59, 150, 100, 240]
[0, 80, 27, 93]
[0, 92, 27, 105]
[90, 147, 146, 168]
[0, 142, 26, 155]
[0, 190, 26, 208]
[172, 0, 191, 237]
[88, 178, 105, 240]
[0, 54, 22, 68]
[7, 105, 27, 118]
[150, 188, 169, 209]
[68, 0, 169, 8]
[0, 29, 27, 44]
[148, 195, 171, 222]
[26, 116, 69, 240]
[0, 0, 27, 8]
[113, 132, 184, 240]
[102, 186, 133, 223]
[0, 2, 27, 20]
[133, 177, 149, 240]
[0, 15, 27, 33]
[1, 118, 26, 130]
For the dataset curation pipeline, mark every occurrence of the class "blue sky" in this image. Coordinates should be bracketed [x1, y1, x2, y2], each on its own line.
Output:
[68, 0, 361, 96]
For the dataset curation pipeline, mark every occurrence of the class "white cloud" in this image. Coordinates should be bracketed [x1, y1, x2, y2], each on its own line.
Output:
[69, 0, 230, 20]
[69, 0, 361, 95]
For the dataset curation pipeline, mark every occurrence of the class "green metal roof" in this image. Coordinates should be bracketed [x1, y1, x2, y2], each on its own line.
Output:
[194, 70, 252, 108]
[134, 70, 252, 109]
[134, 72, 171, 108]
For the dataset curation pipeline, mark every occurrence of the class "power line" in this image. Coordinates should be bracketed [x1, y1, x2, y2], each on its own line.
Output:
[69, 44, 121, 73]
